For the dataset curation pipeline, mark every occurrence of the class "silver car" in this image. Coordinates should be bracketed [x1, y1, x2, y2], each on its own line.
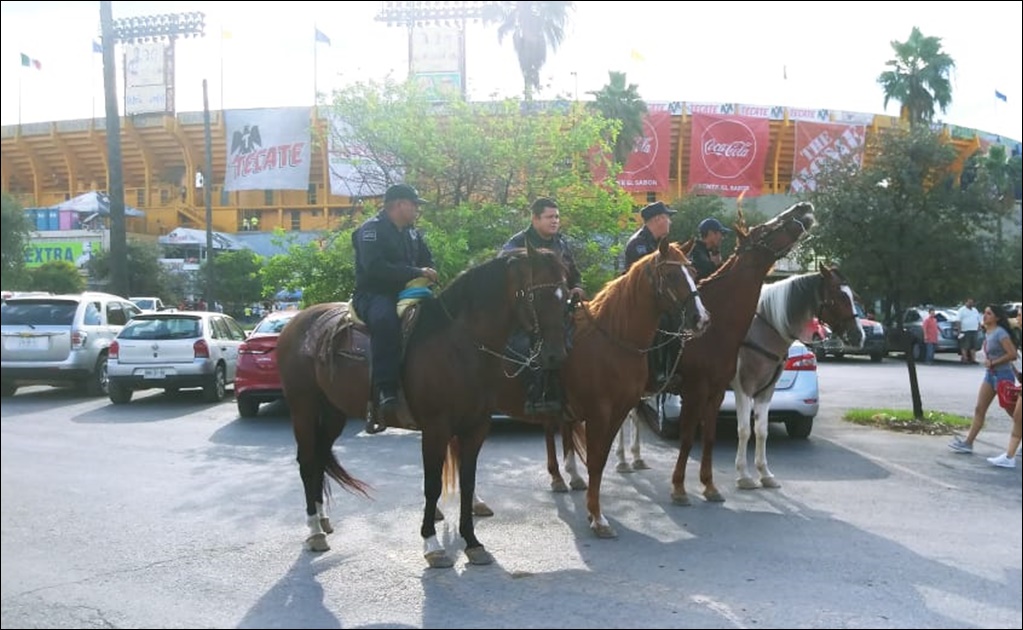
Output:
[107, 311, 247, 404]
[1, 292, 142, 397]
[646, 340, 821, 439]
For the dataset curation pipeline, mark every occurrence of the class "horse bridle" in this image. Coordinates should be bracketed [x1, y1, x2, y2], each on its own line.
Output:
[737, 215, 810, 258]
[817, 282, 859, 342]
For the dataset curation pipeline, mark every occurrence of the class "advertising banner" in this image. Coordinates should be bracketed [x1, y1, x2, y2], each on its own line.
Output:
[790, 121, 866, 194]
[25, 240, 102, 268]
[224, 108, 312, 192]
[688, 113, 770, 197]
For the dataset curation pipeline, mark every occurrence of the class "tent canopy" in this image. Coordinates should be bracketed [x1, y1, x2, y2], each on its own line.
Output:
[158, 227, 245, 250]
[51, 191, 145, 217]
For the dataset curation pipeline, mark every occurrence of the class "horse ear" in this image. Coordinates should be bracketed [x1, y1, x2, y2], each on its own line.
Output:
[735, 207, 746, 232]
[818, 261, 828, 274]
[525, 239, 536, 258]
[658, 237, 670, 257]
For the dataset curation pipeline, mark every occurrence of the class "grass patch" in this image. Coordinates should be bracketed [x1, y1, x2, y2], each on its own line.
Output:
[844, 409, 971, 435]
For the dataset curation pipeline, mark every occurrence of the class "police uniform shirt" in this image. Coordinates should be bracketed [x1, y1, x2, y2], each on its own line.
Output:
[690, 239, 719, 281]
[624, 225, 658, 272]
[352, 210, 434, 296]
[502, 226, 582, 291]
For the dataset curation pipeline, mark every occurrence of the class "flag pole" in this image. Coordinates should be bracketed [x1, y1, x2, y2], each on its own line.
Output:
[18, 69, 22, 126]
[313, 24, 319, 107]
[220, 25, 225, 110]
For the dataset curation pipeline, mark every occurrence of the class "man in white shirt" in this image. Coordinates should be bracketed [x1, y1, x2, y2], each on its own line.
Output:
[957, 298, 981, 364]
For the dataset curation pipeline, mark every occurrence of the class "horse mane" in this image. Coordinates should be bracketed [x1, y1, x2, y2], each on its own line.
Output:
[757, 271, 826, 339]
[585, 242, 682, 331]
[411, 248, 562, 343]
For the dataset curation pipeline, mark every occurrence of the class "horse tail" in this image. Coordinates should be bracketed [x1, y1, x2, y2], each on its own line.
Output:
[569, 420, 588, 466]
[318, 422, 370, 499]
[442, 437, 460, 497]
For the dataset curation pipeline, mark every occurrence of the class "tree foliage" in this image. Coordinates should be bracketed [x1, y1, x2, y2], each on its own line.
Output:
[588, 71, 648, 166]
[198, 249, 265, 317]
[86, 239, 184, 301]
[260, 229, 356, 307]
[482, 1, 574, 101]
[28, 261, 85, 294]
[877, 26, 955, 128]
[1, 192, 32, 289]
[803, 126, 1012, 324]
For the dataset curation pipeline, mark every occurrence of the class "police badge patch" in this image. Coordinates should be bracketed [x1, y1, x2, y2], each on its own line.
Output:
[362, 229, 377, 242]
[636, 244, 648, 255]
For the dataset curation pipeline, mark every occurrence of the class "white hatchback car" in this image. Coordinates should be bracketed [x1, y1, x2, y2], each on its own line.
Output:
[107, 311, 247, 404]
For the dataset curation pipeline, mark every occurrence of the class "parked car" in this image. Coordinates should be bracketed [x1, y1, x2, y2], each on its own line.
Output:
[129, 296, 167, 313]
[645, 340, 820, 439]
[107, 311, 247, 404]
[819, 303, 888, 362]
[1, 292, 142, 397]
[235, 309, 300, 417]
[801, 317, 830, 361]
[899, 306, 959, 359]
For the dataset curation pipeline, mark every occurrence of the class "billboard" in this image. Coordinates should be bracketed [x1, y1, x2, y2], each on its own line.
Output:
[25, 239, 103, 269]
[124, 41, 173, 115]
[411, 26, 464, 100]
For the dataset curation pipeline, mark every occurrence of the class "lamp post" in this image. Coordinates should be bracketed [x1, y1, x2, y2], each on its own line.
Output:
[375, 1, 489, 100]
[98, 4, 205, 297]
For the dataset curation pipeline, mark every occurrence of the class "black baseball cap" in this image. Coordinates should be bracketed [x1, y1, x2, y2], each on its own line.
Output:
[640, 201, 677, 222]
[698, 217, 732, 235]
[384, 184, 427, 205]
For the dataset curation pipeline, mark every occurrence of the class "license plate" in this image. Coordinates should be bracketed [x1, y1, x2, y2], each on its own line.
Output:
[143, 368, 166, 379]
[4, 336, 48, 351]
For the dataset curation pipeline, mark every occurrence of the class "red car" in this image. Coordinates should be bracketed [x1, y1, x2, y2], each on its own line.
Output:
[235, 309, 299, 417]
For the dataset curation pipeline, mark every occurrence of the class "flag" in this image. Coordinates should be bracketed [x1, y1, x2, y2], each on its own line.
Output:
[92, 40, 102, 54]
[629, 48, 644, 62]
[783, 64, 788, 81]
[995, 90, 1007, 103]
[20, 53, 41, 70]
[315, 27, 331, 46]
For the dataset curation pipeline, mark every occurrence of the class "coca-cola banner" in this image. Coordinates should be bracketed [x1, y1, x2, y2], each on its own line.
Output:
[616, 109, 673, 191]
[790, 121, 866, 194]
[688, 113, 770, 197]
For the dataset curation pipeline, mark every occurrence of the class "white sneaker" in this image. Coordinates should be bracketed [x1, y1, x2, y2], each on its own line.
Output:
[987, 453, 1017, 469]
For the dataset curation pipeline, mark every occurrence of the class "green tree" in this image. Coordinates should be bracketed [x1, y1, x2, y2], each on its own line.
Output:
[86, 239, 183, 300]
[482, 1, 573, 101]
[877, 26, 955, 128]
[588, 71, 648, 166]
[969, 143, 1023, 300]
[28, 261, 85, 294]
[199, 249, 264, 317]
[260, 229, 355, 307]
[1, 192, 32, 289]
[805, 126, 994, 325]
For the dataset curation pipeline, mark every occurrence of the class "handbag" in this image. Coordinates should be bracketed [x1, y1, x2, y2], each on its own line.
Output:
[997, 377, 1021, 414]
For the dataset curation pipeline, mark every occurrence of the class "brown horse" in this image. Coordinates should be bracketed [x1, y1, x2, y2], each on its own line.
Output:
[665, 201, 816, 505]
[493, 238, 711, 537]
[275, 245, 570, 568]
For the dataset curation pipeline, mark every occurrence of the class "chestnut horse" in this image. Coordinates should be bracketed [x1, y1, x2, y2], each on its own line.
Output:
[492, 239, 710, 537]
[275, 245, 569, 568]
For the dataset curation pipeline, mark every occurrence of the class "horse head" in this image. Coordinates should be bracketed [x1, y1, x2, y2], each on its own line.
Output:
[651, 239, 711, 337]
[816, 263, 865, 349]
[510, 241, 570, 370]
[736, 201, 815, 260]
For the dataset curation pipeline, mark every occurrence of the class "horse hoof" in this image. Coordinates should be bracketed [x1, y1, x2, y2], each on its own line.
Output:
[305, 533, 330, 552]
[631, 458, 650, 471]
[569, 478, 587, 491]
[760, 476, 781, 489]
[616, 462, 633, 473]
[319, 517, 334, 535]
[425, 549, 455, 569]
[550, 479, 569, 493]
[736, 477, 759, 490]
[671, 491, 691, 506]
[434, 507, 445, 521]
[704, 489, 726, 503]
[465, 545, 494, 565]
[472, 501, 494, 517]
[591, 522, 618, 539]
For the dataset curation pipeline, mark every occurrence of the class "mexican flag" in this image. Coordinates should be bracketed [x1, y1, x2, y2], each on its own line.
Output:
[20, 53, 41, 70]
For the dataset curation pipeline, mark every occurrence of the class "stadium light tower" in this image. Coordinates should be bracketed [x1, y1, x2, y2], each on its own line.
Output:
[374, 1, 489, 100]
[99, 3, 205, 297]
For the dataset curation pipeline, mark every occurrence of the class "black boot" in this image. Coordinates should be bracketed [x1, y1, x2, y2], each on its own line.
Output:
[525, 369, 562, 415]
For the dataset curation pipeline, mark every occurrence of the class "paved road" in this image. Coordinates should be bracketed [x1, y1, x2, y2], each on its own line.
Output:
[1, 356, 1020, 629]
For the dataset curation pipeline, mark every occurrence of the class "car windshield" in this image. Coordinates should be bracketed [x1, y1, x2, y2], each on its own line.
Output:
[119, 316, 201, 340]
[132, 299, 156, 310]
[253, 315, 296, 334]
[0, 300, 78, 326]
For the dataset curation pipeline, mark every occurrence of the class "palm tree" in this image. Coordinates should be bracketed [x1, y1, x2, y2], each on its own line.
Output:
[877, 26, 955, 128]
[588, 71, 648, 166]
[482, 1, 574, 101]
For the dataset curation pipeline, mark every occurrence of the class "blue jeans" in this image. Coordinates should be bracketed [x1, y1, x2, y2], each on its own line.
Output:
[924, 343, 936, 363]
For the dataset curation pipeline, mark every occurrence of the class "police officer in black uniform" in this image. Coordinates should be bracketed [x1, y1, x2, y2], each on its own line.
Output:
[501, 197, 584, 414]
[624, 201, 676, 272]
[691, 217, 732, 281]
[352, 184, 437, 431]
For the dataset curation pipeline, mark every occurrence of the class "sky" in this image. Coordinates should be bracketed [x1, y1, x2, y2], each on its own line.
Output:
[1, 1, 1021, 142]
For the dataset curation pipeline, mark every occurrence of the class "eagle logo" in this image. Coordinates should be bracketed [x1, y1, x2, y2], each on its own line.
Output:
[231, 124, 262, 155]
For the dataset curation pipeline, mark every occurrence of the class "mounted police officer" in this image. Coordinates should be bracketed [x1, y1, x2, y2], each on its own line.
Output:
[501, 197, 584, 415]
[691, 217, 732, 281]
[352, 184, 437, 432]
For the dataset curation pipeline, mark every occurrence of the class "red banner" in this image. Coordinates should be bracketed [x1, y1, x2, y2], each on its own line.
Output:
[790, 121, 866, 194]
[688, 114, 770, 197]
[611, 110, 673, 191]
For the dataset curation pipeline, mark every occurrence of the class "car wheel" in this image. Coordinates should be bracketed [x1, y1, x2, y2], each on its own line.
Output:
[164, 387, 180, 396]
[108, 380, 133, 404]
[811, 334, 826, 362]
[203, 365, 227, 403]
[1, 380, 17, 397]
[870, 352, 884, 363]
[785, 416, 813, 439]
[237, 395, 260, 418]
[81, 354, 109, 397]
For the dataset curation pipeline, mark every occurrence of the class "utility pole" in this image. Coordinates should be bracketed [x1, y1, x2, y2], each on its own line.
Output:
[203, 79, 215, 307]
[100, 6, 205, 297]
